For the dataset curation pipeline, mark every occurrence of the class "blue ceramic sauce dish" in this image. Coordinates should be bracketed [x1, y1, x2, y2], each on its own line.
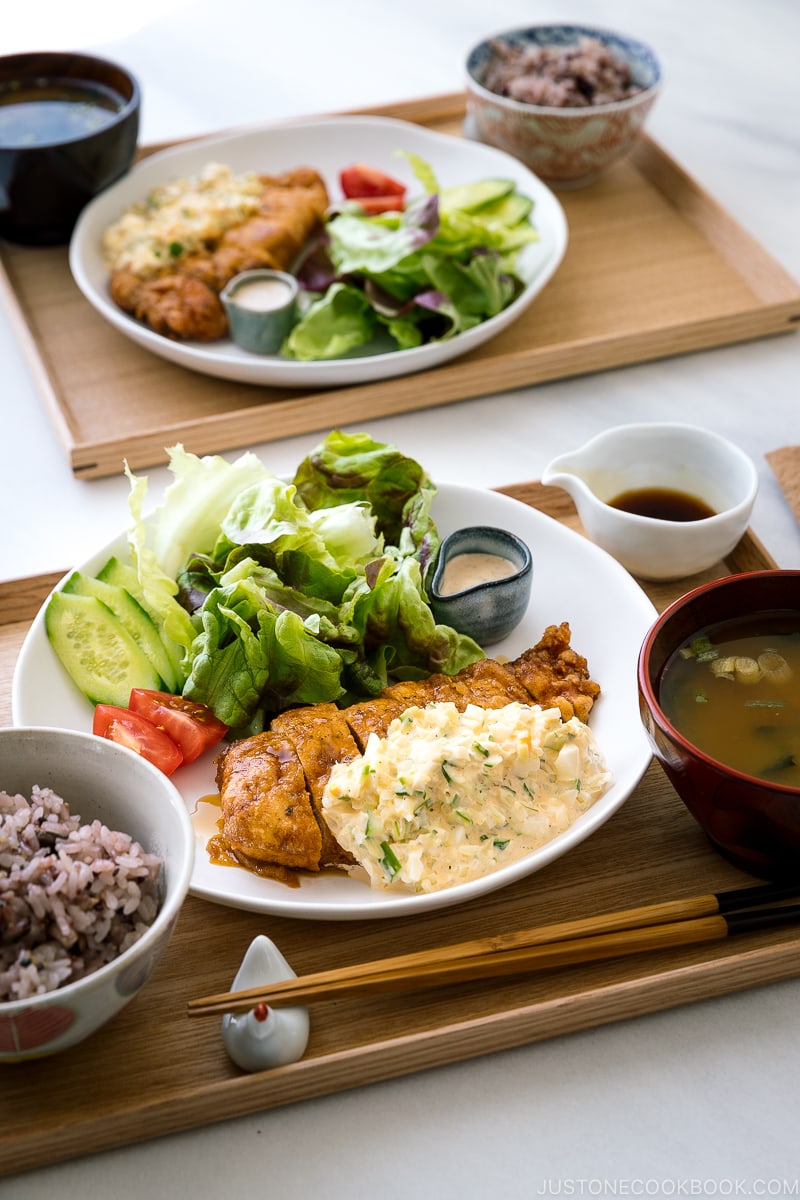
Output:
[428, 526, 532, 646]
[220, 268, 299, 354]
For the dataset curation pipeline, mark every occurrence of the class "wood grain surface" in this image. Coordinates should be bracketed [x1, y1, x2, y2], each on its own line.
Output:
[2, 482, 796, 1180]
[1, 91, 798, 480]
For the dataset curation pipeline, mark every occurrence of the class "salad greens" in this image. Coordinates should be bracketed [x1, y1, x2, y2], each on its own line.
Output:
[285, 153, 538, 361]
[124, 432, 483, 737]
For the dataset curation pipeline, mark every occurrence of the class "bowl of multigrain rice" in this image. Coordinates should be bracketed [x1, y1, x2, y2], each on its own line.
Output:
[0, 726, 193, 1062]
[465, 24, 662, 187]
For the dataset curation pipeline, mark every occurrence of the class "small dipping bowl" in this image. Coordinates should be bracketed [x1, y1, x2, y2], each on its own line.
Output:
[541, 423, 758, 581]
[638, 570, 800, 878]
[428, 526, 532, 646]
[220, 268, 299, 354]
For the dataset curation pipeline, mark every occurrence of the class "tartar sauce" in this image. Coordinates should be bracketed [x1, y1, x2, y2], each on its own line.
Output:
[321, 701, 611, 893]
[102, 162, 264, 278]
[437, 551, 517, 595]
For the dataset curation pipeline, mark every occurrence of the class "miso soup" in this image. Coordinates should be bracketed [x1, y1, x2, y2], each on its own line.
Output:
[659, 612, 800, 787]
[0, 78, 123, 147]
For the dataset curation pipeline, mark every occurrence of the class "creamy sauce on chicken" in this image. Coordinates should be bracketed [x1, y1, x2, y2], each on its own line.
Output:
[102, 161, 264, 277]
[438, 551, 516, 595]
[322, 701, 611, 893]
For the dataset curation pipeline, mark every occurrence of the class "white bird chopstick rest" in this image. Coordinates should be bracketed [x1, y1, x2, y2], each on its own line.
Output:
[221, 935, 310, 1072]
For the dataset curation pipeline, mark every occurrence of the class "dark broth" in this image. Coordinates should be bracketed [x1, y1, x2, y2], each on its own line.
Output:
[609, 487, 715, 522]
[659, 612, 800, 786]
[0, 78, 123, 147]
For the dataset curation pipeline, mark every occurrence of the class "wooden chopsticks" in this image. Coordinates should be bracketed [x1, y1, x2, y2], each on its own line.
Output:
[187, 881, 800, 1018]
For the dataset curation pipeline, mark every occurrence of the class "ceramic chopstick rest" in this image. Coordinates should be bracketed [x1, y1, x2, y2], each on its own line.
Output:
[221, 935, 310, 1071]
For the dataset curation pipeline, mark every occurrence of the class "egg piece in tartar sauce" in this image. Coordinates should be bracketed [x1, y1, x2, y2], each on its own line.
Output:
[321, 701, 612, 893]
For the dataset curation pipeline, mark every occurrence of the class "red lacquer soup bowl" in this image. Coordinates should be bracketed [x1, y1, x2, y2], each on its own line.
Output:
[638, 571, 800, 879]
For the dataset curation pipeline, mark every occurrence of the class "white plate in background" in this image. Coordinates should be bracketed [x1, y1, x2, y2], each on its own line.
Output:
[69, 115, 567, 387]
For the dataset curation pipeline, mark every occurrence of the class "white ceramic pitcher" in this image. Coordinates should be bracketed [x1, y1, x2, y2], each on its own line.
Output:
[541, 423, 758, 581]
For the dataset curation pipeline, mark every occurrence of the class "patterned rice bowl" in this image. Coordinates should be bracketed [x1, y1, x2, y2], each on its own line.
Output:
[465, 25, 663, 188]
[0, 727, 194, 1062]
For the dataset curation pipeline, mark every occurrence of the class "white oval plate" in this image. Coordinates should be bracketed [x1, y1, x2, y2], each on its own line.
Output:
[69, 115, 567, 388]
[12, 484, 655, 920]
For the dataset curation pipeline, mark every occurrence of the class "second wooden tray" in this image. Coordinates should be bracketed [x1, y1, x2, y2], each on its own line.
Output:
[1, 92, 799, 479]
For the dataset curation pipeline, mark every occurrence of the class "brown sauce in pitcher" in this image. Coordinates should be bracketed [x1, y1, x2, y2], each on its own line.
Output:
[608, 487, 716, 522]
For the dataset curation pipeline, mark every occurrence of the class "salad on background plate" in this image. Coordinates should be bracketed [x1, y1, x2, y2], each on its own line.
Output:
[284, 153, 539, 362]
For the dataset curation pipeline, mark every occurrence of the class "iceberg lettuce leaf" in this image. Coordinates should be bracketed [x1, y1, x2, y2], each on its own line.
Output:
[148, 444, 270, 578]
[124, 462, 198, 671]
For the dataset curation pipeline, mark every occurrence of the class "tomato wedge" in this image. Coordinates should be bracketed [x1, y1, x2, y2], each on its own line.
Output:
[128, 689, 228, 765]
[339, 163, 406, 209]
[351, 194, 407, 215]
[93, 704, 184, 776]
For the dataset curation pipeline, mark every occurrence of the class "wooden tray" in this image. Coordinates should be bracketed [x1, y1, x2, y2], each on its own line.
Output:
[2, 92, 799, 481]
[2, 481, 797, 1180]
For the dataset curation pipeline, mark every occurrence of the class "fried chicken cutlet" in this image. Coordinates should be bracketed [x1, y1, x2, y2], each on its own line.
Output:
[508, 621, 601, 723]
[269, 703, 358, 869]
[215, 623, 601, 876]
[215, 732, 322, 872]
[109, 269, 230, 341]
[108, 166, 329, 342]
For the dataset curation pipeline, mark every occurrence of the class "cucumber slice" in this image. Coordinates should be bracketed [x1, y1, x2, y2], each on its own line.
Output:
[481, 192, 535, 227]
[45, 591, 163, 707]
[97, 555, 185, 685]
[96, 555, 143, 592]
[441, 179, 515, 213]
[493, 221, 540, 252]
[62, 570, 178, 692]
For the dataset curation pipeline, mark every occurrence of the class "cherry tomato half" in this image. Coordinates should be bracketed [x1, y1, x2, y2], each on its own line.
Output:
[93, 704, 184, 776]
[128, 689, 228, 765]
[340, 163, 406, 206]
[351, 194, 407, 215]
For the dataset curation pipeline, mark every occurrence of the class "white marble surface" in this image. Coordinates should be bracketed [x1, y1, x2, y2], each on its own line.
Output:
[3, 0, 800, 1194]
